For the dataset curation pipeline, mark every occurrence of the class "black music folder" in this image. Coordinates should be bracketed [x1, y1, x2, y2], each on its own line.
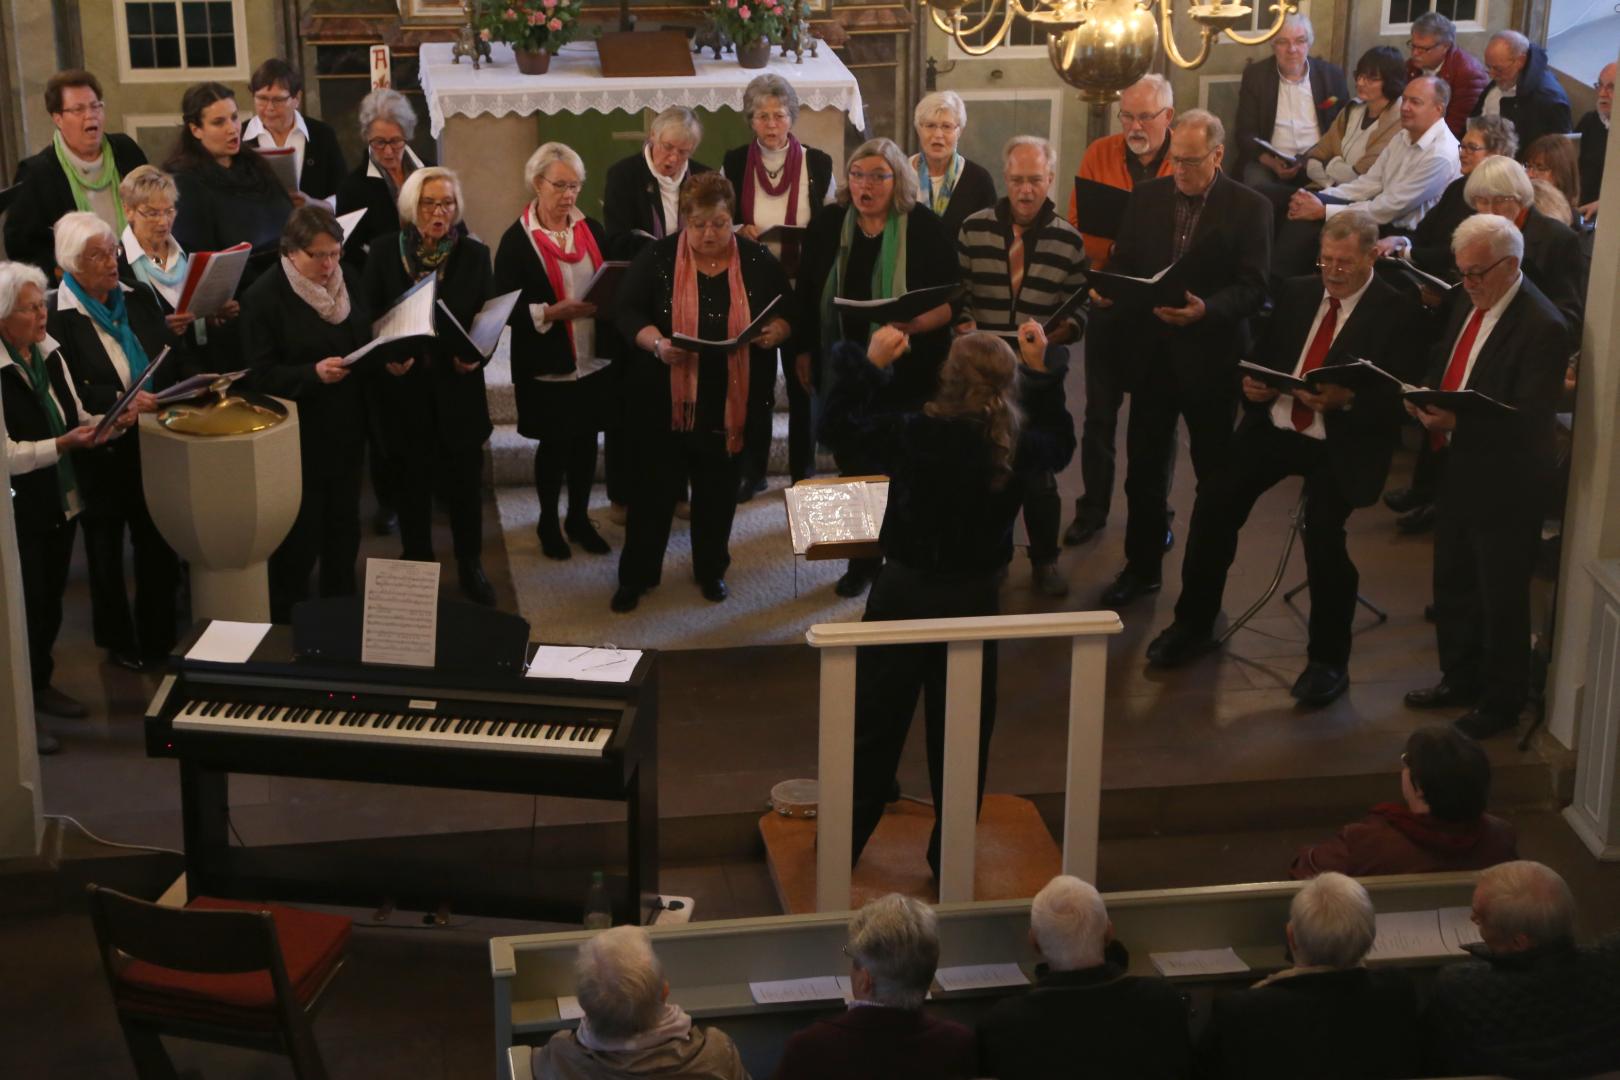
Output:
[1239, 358, 1406, 394]
[1087, 259, 1195, 312]
[1251, 137, 1301, 167]
[1404, 388, 1517, 416]
[1043, 282, 1090, 336]
[1379, 255, 1458, 294]
[580, 260, 632, 307]
[671, 294, 782, 350]
[833, 283, 964, 325]
[1073, 177, 1130, 239]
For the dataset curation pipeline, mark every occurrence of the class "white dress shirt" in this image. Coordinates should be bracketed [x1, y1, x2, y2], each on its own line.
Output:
[1320, 117, 1460, 229]
[1272, 68, 1322, 158]
[1480, 83, 1514, 118]
[1453, 272, 1523, 390]
[1269, 272, 1374, 440]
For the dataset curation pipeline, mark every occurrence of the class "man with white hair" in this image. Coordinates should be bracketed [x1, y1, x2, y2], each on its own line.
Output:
[1575, 60, 1613, 220]
[1424, 861, 1620, 1078]
[1404, 213, 1568, 739]
[1472, 30, 1572, 157]
[977, 876, 1188, 1079]
[955, 135, 1085, 596]
[1232, 13, 1349, 189]
[1199, 873, 1419, 1079]
[532, 925, 748, 1079]
[775, 894, 973, 1079]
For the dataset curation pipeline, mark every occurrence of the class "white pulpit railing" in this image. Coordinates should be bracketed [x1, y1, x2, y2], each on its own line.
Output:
[805, 611, 1124, 911]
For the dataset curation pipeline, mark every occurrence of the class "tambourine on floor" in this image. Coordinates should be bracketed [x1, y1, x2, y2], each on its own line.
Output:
[760, 794, 1061, 914]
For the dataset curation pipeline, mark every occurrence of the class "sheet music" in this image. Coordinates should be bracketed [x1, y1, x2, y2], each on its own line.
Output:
[341, 275, 438, 366]
[934, 963, 1029, 992]
[177, 243, 252, 317]
[749, 976, 848, 1005]
[1438, 906, 1483, 952]
[525, 645, 642, 684]
[153, 369, 247, 406]
[671, 295, 781, 350]
[784, 481, 887, 555]
[254, 145, 299, 192]
[1366, 910, 1452, 961]
[360, 558, 440, 668]
[337, 209, 367, 243]
[439, 289, 521, 360]
[1149, 947, 1251, 977]
[185, 620, 272, 664]
[93, 346, 174, 440]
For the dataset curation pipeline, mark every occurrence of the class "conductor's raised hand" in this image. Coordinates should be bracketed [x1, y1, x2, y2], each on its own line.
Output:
[755, 317, 792, 350]
[547, 299, 597, 323]
[1241, 375, 1279, 402]
[314, 357, 350, 384]
[866, 324, 910, 368]
[385, 357, 415, 377]
[1153, 291, 1205, 326]
[1015, 320, 1048, 372]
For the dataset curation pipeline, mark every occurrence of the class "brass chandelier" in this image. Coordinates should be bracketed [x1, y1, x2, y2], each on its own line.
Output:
[927, 0, 1300, 100]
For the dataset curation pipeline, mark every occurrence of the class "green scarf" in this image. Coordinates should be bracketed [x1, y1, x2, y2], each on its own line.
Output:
[53, 131, 128, 234]
[817, 207, 907, 407]
[4, 338, 78, 512]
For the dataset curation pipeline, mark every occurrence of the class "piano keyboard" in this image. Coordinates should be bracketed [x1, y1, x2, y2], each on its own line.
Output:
[171, 697, 612, 757]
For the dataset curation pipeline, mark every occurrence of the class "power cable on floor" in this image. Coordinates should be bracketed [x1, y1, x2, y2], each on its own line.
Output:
[43, 813, 183, 857]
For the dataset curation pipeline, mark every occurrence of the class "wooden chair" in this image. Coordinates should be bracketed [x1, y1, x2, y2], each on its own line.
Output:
[86, 884, 351, 1080]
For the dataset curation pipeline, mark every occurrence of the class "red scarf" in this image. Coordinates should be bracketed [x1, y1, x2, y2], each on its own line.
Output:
[1370, 802, 1487, 854]
[742, 136, 805, 275]
[525, 203, 603, 357]
[670, 233, 750, 454]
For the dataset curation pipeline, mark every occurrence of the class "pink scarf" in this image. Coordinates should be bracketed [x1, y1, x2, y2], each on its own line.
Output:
[671, 233, 750, 454]
[525, 203, 603, 357]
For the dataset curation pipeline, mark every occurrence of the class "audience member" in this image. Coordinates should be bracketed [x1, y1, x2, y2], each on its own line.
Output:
[1522, 132, 1584, 226]
[1377, 113, 1518, 281]
[1146, 212, 1421, 707]
[1199, 873, 1420, 1079]
[603, 107, 712, 261]
[956, 135, 1088, 597]
[1474, 30, 1572, 155]
[1424, 861, 1620, 1079]
[5, 69, 147, 279]
[532, 925, 749, 1080]
[1404, 214, 1568, 739]
[1466, 154, 1588, 333]
[977, 875, 1189, 1080]
[336, 88, 425, 267]
[243, 58, 347, 209]
[1301, 47, 1406, 191]
[774, 894, 973, 1080]
[1279, 76, 1459, 275]
[910, 91, 997, 240]
[1404, 11, 1490, 137]
[1293, 724, 1518, 877]
[1064, 73, 1175, 549]
[722, 74, 834, 497]
[1232, 12, 1348, 200]
[1575, 61, 1613, 219]
[47, 212, 179, 676]
[1092, 110, 1271, 610]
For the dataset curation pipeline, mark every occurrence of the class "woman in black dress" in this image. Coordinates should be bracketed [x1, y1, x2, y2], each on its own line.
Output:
[240, 206, 371, 622]
[794, 137, 960, 598]
[612, 172, 794, 613]
[495, 142, 616, 562]
[821, 325, 1075, 878]
[362, 165, 495, 603]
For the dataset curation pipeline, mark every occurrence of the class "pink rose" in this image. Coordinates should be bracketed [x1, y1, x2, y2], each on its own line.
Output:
[528, 9, 544, 23]
[549, 17, 562, 30]
[504, 7, 517, 17]
[738, 4, 750, 16]
[543, 0, 556, 8]
[727, 0, 738, 7]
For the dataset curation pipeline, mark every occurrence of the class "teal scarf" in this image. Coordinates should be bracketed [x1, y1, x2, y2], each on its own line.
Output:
[916, 152, 963, 217]
[4, 338, 78, 511]
[62, 273, 150, 383]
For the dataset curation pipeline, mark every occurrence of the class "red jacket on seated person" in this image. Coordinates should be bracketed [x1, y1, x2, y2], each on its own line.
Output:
[771, 1004, 974, 1080]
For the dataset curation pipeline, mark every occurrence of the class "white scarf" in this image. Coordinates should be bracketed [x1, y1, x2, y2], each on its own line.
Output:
[280, 255, 351, 325]
[644, 144, 686, 234]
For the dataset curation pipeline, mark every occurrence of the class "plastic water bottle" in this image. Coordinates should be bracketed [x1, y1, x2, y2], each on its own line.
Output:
[583, 871, 612, 929]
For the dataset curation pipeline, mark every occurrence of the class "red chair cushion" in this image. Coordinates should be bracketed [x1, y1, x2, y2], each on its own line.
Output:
[117, 897, 351, 1015]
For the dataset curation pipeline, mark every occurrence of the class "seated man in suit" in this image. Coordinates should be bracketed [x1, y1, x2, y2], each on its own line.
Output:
[1404, 214, 1569, 739]
[1231, 12, 1348, 205]
[1424, 861, 1620, 1079]
[774, 894, 974, 1080]
[1473, 30, 1572, 158]
[977, 875, 1190, 1080]
[1091, 109, 1272, 609]
[1199, 873, 1420, 1080]
[1575, 61, 1613, 221]
[1145, 211, 1421, 707]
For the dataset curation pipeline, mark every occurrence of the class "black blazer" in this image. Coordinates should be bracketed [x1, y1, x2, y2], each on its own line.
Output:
[924, 157, 998, 241]
[170, 156, 291, 295]
[298, 116, 347, 202]
[1427, 275, 1568, 515]
[1520, 205, 1588, 334]
[1098, 173, 1272, 382]
[1232, 57, 1350, 174]
[335, 150, 428, 268]
[361, 233, 494, 451]
[600, 150, 713, 261]
[1468, 43, 1573, 157]
[721, 141, 834, 223]
[1407, 175, 1471, 278]
[4, 133, 148, 278]
[1199, 968, 1420, 1080]
[0, 342, 84, 530]
[1576, 109, 1606, 203]
[1246, 273, 1423, 507]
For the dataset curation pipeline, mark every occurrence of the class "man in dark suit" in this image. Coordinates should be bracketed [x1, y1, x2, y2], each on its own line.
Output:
[1472, 31, 1572, 158]
[1091, 109, 1272, 608]
[1575, 60, 1613, 221]
[601, 106, 713, 260]
[1146, 212, 1421, 706]
[978, 875, 1190, 1080]
[5, 69, 146, 279]
[1232, 12, 1348, 198]
[1405, 213, 1569, 739]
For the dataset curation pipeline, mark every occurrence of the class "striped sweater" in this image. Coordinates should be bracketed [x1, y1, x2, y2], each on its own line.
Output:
[956, 199, 1089, 334]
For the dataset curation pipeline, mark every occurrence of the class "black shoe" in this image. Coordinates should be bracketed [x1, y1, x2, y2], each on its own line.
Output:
[35, 728, 60, 756]
[699, 578, 728, 603]
[1164, 528, 1175, 553]
[610, 587, 642, 613]
[1032, 561, 1070, 597]
[835, 568, 874, 598]
[372, 506, 397, 536]
[537, 519, 572, 560]
[1063, 512, 1105, 546]
[1100, 568, 1161, 609]
[1292, 662, 1349, 707]
[34, 686, 87, 719]
[458, 560, 495, 606]
[736, 475, 767, 503]
[1405, 681, 1481, 709]
[1455, 708, 1519, 740]
[1146, 621, 1217, 668]
[1383, 487, 1428, 514]
[1396, 504, 1437, 534]
[107, 649, 154, 674]
[565, 517, 611, 555]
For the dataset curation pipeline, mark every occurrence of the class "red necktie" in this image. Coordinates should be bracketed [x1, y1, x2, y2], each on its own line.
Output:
[1291, 297, 1340, 432]
[1430, 306, 1486, 449]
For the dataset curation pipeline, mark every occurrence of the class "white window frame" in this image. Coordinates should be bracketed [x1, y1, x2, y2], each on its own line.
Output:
[950, 87, 1066, 173]
[114, 0, 250, 84]
[1381, 0, 1489, 36]
[1198, 73, 1244, 112]
[1215, 0, 1313, 45]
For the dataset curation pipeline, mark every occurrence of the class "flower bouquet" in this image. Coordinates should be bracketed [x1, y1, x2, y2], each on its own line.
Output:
[478, 0, 589, 74]
[709, 0, 786, 68]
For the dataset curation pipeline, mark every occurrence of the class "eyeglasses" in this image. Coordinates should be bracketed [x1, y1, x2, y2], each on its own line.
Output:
[653, 140, 694, 159]
[420, 198, 458, 214]
[1458, 141, 1489, 155]
[1315, 258, 1362, 273]
[1457, 255, 1511, 283]
[848, 169, 894, 185]
[1469, 195, 1521, 212]
[253, 93, 293, 106]
[57, 101, 106, 117]
[539, 178, 582, 194]
[80, 246, 119, 265]
[133, 206, 178, 221]
[687, 219, 733, 233]
[918, 121, 960, 135]
[368, 137, 407, 152]
[300, 247, 343, 263]
[1169, 151, 1214, 169]
[1485, 61, 1518, 80]
[753, 110, 790, 124]
[1117, 106, 1168, 127]
[1597, 80, 1616, 93]
[1406, 39, 1444, 54]
[1006, 175, 1050, 190]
